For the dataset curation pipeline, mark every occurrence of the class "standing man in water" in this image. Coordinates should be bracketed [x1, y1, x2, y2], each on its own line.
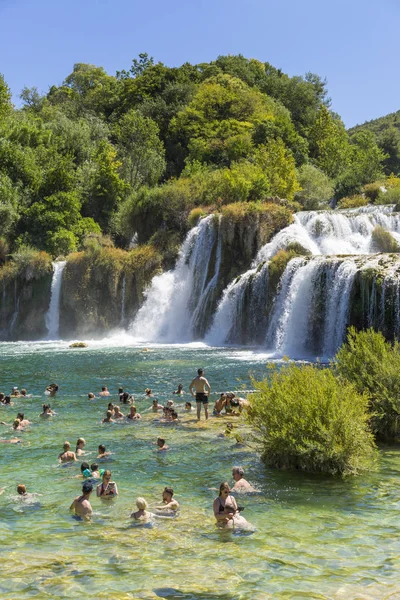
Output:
[189, 368, 211, 420]
[70, 481, 93, 520]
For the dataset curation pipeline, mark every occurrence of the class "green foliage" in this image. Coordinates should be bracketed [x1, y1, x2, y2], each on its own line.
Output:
[0, 74, 12, 119]
[335, 328, 400, 442]
[268, 249, 304, 288]
[371, 226, 400, 253]
[377, 186, 400, 206]
[309, 106, 350, 178]
[188, 207, 207, 227]
[337, 194, 368, 209]
[362, 182, 383, 202]
[7, 246, 52, 280]
[295, 164, 334, 209]
[248, 363, 376, 475]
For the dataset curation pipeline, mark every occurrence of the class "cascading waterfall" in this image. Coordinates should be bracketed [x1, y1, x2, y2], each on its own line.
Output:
[130, 215, 222, 342]
[9, 279, 20, 337]
[120, 275, 126, 327]
[45, 261, 67, 339]
[130, 205, 400, 356]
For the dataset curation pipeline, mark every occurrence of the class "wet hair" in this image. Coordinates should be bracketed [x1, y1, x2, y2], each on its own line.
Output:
[164, 486, 174, 497]
[219, 482, 230, 495]
[107, 403, 114, 410]
[198, 368, 204, 375]
[122, 392, 130, 403]
[76, 437, 86, 449]
[88, 392, 95, 399]
[157, 437, 165, 446]
[136, 497, 147, 510]
[118, 387, 123, 394]
[232, 466, 244, 477]
[20, 389, 27, 396]
[80, 462, 90, 473]
[98, 444, 106, 453]
[106, 410, 112, 418]
[4, 396, 11, 404]
[145, 388, 152, 394]
[17, 413, 24, 421]
[17, 484, 26, 495]
[130, 406, 137, 413]
[177, 384, 183, 390]
[185, 402, 192, 409]
[152, 399, 158, 404]
[102, 469, 111, 479]
[0, 393, 4, 401]
[101, 386, 107, 391]
[171, 410, 178, 419]
[91, 463, 99, 472]
[82, 481, 93, 494]
[13, 419, 21, 429]
[63, 441, 71, 450]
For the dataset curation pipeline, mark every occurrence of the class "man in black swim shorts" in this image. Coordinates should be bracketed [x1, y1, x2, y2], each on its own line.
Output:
[189, 368, 211, 421]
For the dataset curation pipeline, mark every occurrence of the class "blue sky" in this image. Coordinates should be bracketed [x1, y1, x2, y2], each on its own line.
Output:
[1, 0, 398, 127]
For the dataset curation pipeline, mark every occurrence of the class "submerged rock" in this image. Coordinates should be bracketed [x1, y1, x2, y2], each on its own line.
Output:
[69, 342, 88, 348]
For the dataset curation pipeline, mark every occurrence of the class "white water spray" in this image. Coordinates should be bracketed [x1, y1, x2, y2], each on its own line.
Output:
[45, 261, 66, 339]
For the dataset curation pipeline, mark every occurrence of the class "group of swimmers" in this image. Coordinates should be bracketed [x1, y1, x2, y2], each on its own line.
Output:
[3, 368, 256, 529]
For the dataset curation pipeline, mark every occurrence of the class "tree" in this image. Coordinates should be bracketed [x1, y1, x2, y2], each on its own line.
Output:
[295, 164, 334, 209]
[308, 106, 350, 178]
[252, 139, 300, 200]
[0, 74, 12, 119]
[113, 110, 165, 188]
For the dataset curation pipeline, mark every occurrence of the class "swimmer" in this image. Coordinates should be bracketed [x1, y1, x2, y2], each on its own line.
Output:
[121, 392, 132, 404]
[145, 388, 153, 397]
[107, 403, 115, 414]
[70, 481, 93, 520]
[99, 386, 110, 397]
[118, 387, 124, 402]
[96, 470, 118, 499]
[189, 368, 211, 420]
[78, 462, 91, 478]
[16, 483, 38, 499]
[170, 409, 179, 421]
[90, 463, 102, 479]
[113, 405, 125, 419]
[152, 399, 163, 412]
[154, 487, 179, 512]
[40, 404, 55, 418]
[20, 389, 27, 397]
[88, 392, 95, 400]
[4, 396, 14, 406]
[46, 383, 59, 397]
[13, 418, 23, 431]
[11, 386, 20, 397]
[0, 437, 21, 443]
[0, 393, 4, 403]
[103, 410, 115, 423]
[131, 497, 154, 520]
[213, 393, 227, 416]
[173, 384, 184, 396]
[184, 402, 193, 411]
[231, 466, 257, 492]
[127, 406, 141, 420]
[58, 441, 77, 463]
[97, 444, 111, 459]
[156, 437, 168, 451]
[213, 482, 249, 529]
[17, 413, 31, 427]
[166, 400, 174, 408]
[75, 438, 86, 456]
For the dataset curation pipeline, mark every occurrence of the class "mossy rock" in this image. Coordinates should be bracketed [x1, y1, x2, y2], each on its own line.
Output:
[69, 342, 88, 348]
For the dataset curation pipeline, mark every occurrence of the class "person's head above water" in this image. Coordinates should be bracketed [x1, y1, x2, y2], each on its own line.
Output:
[118, 387, 123, 394]
[219, 482, 230, 496]
[80, 462, 90, 473]
[198, 368, 204, 376]
[232, 466, 245, 480]
[136, 497, 148, 510]
[82, 481, 93, 495]
[17, 412, 24, 421]
[163, 486, 174, 500]
[88, 393, 95, 399]
[98, 444, 106, 454]
[76, 438, 86, 448]
[17, 484, 26, 495]
[63, 441, 71, 451]
[157, 437, 166, 447]
[91, 463, 99, 472]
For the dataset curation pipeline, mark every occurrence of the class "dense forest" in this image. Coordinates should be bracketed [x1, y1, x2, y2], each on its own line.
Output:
[0, 53, 395, 259]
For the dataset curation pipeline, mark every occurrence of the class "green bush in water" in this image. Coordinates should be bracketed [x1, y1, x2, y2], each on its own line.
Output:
[335, 327, 400, 442]
[371, 225, 400, 253]
[248, 363, 376, 475]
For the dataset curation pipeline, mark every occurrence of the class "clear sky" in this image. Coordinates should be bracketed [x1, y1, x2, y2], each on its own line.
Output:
[1, 0, 398, 128]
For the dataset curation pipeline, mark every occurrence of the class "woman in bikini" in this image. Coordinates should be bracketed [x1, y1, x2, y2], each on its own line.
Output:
[96, 470, 118, 499]
[213, 482, 248, 529]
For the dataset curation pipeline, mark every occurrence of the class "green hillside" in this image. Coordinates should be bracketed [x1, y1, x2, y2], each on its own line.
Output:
[349, 110, 400, 175]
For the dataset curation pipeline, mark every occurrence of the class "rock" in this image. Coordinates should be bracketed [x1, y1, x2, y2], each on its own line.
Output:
[69, 342, 88, 348]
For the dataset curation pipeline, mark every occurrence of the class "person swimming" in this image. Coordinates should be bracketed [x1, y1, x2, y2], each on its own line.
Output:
[97, 444, 112, 459]
[76, 438, 86, 456]
[96, 470, 118, 499]
[127, 406, 141, 420]
[58, 441, 77, 463]
[70, 481, 93, 520]
[131, 497, 154, 521]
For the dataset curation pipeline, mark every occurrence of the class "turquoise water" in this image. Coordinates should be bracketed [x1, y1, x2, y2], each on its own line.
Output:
[1, 340, 400, 599]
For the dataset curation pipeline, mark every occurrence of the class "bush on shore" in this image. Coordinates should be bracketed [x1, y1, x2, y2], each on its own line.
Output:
[248, 363, 376, 475]
[335, 327, 400, 442]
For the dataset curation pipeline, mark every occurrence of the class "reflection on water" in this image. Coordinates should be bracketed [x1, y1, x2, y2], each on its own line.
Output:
[0, 341, 399, 599]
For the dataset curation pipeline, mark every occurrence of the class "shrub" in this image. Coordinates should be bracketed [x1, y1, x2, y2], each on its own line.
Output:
[11, 246, 52, 279]
[0, 237, 9, 263]
[371, 225, 400, 253]
[337, 194, 368, 209]
[362, 182, 383, 202]
[335, 327, 400, 442]
[376, 186, 400, 206]
[295, 164, 334, 210]
[188, 207, 207, 227]
[268, 249, 304, 289]
[248, 363, 376, 475]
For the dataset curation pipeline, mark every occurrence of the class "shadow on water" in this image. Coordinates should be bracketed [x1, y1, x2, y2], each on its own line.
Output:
[153, 589, 237, 599]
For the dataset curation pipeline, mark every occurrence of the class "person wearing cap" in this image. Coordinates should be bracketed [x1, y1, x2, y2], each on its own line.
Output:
[189, 368, 211, 421]
[70, 481, 93, 520]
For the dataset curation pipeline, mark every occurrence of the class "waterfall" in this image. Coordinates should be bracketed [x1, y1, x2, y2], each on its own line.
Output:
[45, 261, 67, 339]
[9, 279, 20, 338]
[130, 215, 221, 342]
[120, 275, 126, 327]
